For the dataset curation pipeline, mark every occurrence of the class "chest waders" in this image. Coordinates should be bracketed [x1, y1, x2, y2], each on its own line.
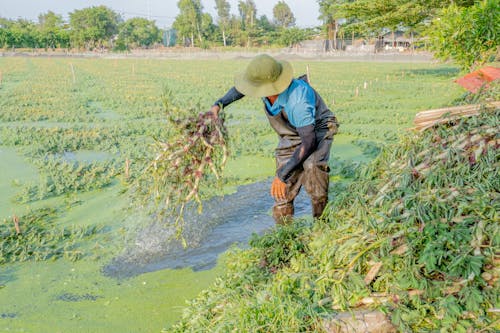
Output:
[265, 78, 338, 224]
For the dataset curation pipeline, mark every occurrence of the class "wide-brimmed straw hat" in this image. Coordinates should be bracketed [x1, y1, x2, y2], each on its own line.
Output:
[234, 54, 293, 98]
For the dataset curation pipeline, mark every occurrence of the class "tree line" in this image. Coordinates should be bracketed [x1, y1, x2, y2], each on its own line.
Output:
[0, 7, 161, 51]
[0, 1, 308, 51]
[0, 0, 497, 69]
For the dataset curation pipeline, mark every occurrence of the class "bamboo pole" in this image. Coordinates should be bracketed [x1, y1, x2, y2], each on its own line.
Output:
[413, 101, 500, 131]
[70, 63, 76, 83]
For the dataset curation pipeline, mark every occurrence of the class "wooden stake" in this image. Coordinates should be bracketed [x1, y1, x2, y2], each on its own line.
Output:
[125, 158, 130, 179]
[306, 65, 311, 85]
[355, 86, 359, 97]
[363, 81, 367, 89]
[70, 63, 76, 83]
[13, 215, 21, 235]
[0, 70, 3, 86]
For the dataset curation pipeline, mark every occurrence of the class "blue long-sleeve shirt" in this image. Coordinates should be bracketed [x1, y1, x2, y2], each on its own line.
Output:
[262, 79, 316, 128]
[214, 79, 316, 128]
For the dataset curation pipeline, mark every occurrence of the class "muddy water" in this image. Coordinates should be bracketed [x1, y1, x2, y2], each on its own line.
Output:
[104, 179, 312, 278]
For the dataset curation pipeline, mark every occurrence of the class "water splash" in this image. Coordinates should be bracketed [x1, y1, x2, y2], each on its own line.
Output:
[103, 179, 312, 278]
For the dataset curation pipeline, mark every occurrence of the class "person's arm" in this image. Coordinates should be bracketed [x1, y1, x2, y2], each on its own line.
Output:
[276, 124, 316, 182]
[211, 87, 245, 116]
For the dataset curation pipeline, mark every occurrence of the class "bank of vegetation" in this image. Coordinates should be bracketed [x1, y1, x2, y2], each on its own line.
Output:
[169, 88, 499, 332]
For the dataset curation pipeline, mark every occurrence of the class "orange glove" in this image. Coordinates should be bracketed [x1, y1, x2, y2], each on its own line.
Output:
[271, 177, 287, 200]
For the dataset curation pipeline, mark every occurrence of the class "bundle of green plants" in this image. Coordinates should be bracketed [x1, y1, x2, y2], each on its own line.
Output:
[0, 208, 101, 263]
[133, 90, 229, 237]
[168, 108, 499, 332]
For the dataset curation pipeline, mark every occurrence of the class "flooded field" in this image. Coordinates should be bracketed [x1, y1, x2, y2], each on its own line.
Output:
[0, 57, 462, 331]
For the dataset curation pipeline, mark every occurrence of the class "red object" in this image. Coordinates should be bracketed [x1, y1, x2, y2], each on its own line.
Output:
[455, 66, 500, 93]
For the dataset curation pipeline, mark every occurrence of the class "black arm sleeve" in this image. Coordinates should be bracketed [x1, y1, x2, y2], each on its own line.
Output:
[277, 124, 316, 182]
[213, 86, 245, 109]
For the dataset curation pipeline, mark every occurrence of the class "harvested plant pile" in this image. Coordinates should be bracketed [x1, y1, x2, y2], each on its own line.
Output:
[135, 91, 228, 235]
[169, 107, 499, 332]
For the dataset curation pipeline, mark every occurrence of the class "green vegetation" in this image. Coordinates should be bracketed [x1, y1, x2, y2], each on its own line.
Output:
[0, 207, 100, 263]
[427, 0, 500, 70]
[0, 57, 466, 331]
[1, 0, 498, 67]
[169, 107, 499, 332]
[133, 92, 229, 236]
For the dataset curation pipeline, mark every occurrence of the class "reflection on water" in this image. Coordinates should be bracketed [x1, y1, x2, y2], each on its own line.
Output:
[103, 179, 311, 278]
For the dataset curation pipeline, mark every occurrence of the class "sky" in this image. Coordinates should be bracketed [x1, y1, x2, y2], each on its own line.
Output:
[0, 0, 321, 28]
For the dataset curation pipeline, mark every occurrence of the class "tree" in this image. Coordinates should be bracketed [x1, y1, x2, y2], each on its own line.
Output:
[69, 6, 121, 49]
[253, 15, 278, 46]
[117, 18, 160, 49]
[427, 0, 499, 70]
[0, 18, 14, 48]
[215, 0, 230, 46]
[329, 0, 477, 37]
[173, 0, 203, 47]
[201, 13, 218, 46]
[279, 27, 307, 48]
[318, 0, 358, 50]
[273, 1, 296, 28]
[37, 11, 69, 49]
[227, 15, 244, 46]
[238, 0, 257, 29]
[238, 0, 257, 46]
[257, 15, 276, 37]
[7, 19, 38, 48]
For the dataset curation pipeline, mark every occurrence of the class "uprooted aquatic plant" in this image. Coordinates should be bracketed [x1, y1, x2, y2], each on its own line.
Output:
[134, 88, 229, 237]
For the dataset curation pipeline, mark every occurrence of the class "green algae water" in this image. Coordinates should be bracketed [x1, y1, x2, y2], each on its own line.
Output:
[0, 148, 222, 332]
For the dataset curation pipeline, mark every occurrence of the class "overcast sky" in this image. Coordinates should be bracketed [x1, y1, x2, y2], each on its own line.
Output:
[0, 0, 321, 28]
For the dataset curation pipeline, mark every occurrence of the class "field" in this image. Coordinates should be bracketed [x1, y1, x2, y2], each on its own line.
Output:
[0, 56, 463, 332]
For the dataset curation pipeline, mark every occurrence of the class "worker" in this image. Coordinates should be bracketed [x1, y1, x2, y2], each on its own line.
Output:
[210, 54, 338, 224]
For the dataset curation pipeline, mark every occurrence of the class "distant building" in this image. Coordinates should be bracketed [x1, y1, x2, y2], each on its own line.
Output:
[287, 30, 417, 54]
[376, 31, 413, 51]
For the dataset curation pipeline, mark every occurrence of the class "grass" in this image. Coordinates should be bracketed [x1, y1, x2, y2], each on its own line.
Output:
[0, 56, 465, 331]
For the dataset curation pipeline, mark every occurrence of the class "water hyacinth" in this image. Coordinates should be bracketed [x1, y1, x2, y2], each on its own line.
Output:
[0, 208, 101, 263]
[134, 89, 229, 237]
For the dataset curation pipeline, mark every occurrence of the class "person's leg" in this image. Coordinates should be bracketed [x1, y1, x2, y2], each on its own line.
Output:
[272, 202, 294, 225]
[303, 128, 334, 219]
[273, 153, 303, 225]
[303, 162, 330, 218]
